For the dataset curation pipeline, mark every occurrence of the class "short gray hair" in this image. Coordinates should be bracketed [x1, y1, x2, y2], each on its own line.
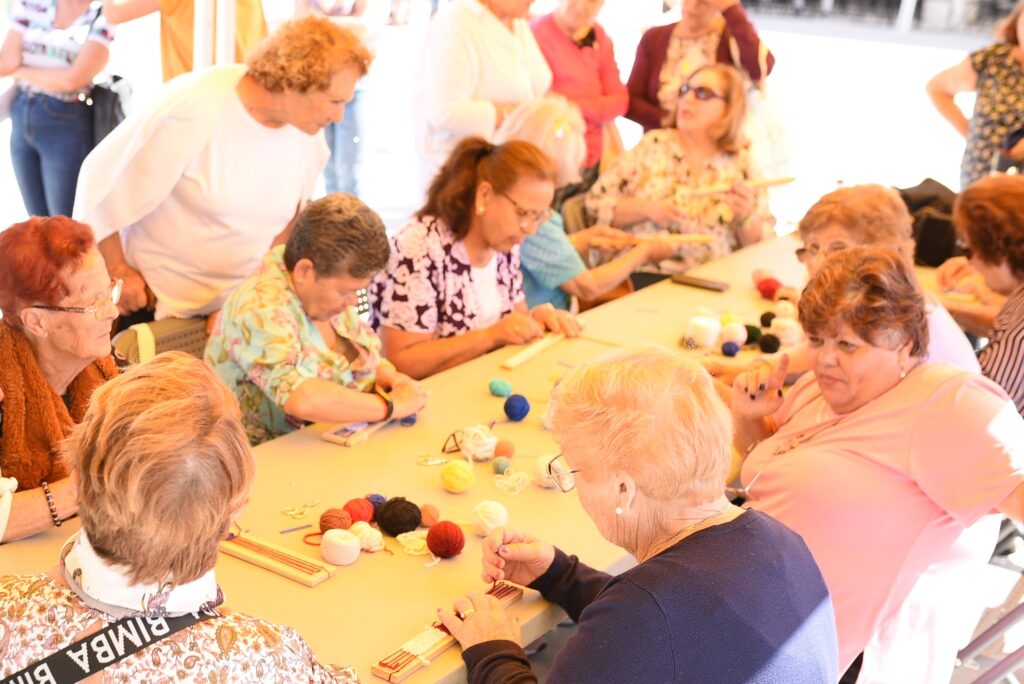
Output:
[548, 348, 732, 507]
[284, 193, 390, 278]
[494, 96, 587, 188]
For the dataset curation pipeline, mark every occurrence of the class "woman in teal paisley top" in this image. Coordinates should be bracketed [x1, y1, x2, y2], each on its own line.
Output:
[205, 194, 428, 444]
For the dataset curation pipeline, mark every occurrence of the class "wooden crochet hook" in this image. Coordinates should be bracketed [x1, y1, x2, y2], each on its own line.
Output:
[685, 175, 796, 198]
[501, 333, 565, 370]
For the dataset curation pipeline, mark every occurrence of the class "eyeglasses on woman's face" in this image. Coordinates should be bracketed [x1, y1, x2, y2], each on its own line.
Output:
[547, 453, 582, 493]
[27, 278, 123, 320]
[678, 83, 725, 102]
[499, 190, 553, 229]
[795, 241, 850, 264]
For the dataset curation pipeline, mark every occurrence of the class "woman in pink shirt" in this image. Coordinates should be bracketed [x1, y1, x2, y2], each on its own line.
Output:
[531, 0, 627, 200]
[732, 246, 1024, 676]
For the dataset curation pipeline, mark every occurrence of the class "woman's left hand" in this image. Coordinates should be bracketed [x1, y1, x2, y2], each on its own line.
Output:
[374, 361, 399, 390]
[724, 181, 755, 223]
[530, 303, 582, 337]
[437, 591, 521, 650]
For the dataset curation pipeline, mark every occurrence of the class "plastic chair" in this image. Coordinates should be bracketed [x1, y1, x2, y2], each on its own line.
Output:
[112, 317, 209, 364]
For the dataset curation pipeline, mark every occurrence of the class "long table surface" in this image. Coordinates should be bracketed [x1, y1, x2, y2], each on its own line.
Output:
[0, 235, 939, 682]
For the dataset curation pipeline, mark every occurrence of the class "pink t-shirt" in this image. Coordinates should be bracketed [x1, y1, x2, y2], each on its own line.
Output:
[743, 363, 1024, 671]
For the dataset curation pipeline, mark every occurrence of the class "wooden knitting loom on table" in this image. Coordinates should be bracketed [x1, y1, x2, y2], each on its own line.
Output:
[372, 581, 524, 682]
[220, 533, 338, 587]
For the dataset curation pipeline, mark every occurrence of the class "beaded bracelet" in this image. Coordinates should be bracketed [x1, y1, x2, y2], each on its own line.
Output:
[40, 481, 61, 528]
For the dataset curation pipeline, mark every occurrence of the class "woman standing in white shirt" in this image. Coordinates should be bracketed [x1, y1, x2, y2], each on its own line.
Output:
[414, 0, 552, 192]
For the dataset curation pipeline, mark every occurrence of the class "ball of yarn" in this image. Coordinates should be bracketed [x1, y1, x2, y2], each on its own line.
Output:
[399, 414, 418, 426]
[504, 395, 531, 422]
[472, 500, 509, 537]
[720, 312, 742, 327]
[759, 334, 781, 354]
[397, 530, 430, 556]
[365, 493, 387, 519]
[343, 498, 374, 524]
[721, 341, 740, 357]
[488, 378, 513, 397]
[460, 424, 498, 462]
[319, 508, 353, 533]
[441, 460, 475, 493]
[757, 277, 782, 300]
[376, 497, 423, 537]
[770, 317, 803, 346]
[686, 315, 721, 349]
[720, 321, 747, 346]
[420, 503, 440, 528]
[495, 438, 515, 459]
[493, 456, 512, 475]
[426, 521, 465, 559]
[760, 311, 777, 329]
[321, 529, 361, 566]
[744, 324, 762, 345]
[348, 521, 385, 552]
[774, 299, 798, 320]
[534, 455, 559, 489]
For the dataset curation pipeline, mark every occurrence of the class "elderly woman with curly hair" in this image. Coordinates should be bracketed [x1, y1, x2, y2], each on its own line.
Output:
[0, 353, 359, 682]
[732, 246, 1024, 677]
[0, 216, 119, 545]
[74, 16, 370, 322]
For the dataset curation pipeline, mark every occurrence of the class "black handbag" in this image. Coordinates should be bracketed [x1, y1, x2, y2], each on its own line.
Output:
[86, 6, 130, 146]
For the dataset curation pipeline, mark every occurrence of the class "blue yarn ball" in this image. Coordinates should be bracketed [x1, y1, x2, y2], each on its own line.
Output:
[399, 414, 418, 426]
[503, 394, 531, 422]
[489, 378, 513, 397]
[721, 341, 740, 357]
[366, 493, 387, 519]
[493, 457, 512, 474]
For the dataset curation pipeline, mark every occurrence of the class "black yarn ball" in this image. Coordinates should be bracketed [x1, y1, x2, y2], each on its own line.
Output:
[759, 311, 777, 328]
[744, 324, 762, 345]
[759, 334, 781, 354]
[376, 497, 423, 537]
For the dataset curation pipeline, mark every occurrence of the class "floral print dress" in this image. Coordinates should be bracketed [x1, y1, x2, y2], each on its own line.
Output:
[204, 246, 383, 445]
[656, 22, 723, 128]
[963, 43, 1024, 188]
[585, 129, 774, 273]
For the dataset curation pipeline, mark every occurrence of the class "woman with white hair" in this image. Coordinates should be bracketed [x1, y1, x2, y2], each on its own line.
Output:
[495, 97, 674, 310]
[437, 348, 839, 682]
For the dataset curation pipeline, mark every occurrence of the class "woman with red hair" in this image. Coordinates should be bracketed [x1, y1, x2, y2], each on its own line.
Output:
[0, 216, 119, 544]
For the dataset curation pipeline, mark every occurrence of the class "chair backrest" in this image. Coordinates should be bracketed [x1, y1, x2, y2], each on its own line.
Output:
[112, 317, 209, 365]
[561, 194, 588, 235]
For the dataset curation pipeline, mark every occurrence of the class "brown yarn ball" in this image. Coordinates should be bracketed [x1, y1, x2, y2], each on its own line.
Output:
[376, 497, 423, 537]
[495, 438, 515, 459]
[320, 508, 353, 533]
[420, 503, 440, 527]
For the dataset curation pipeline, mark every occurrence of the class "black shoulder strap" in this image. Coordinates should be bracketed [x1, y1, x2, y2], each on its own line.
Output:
[1, 607, 218, 684]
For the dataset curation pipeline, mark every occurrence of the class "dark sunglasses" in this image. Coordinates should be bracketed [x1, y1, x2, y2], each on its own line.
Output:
[678, 84, 725, 102]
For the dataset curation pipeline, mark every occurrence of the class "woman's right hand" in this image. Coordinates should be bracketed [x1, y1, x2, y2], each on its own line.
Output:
[482, 528, 556, 586]
[936, 256, 976, 291]
[645, 201, 687, 227]
[732, 354, 789, 421]
[389, 377, 429, 419]
[110, 264, 149, 315]
[487, 312, 544, 347]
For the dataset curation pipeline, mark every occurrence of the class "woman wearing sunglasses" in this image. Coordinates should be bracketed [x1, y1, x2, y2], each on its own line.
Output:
[437, 348, 838, 682]
[370, 137, 582, 379]
[586, 64, 773, 277]
[0, 216, 120, 544]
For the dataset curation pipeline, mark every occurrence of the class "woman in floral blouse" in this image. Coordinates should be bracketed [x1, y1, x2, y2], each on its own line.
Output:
[370, 137, 582, 379]
[586, 64, 773, 275]
[0, 353, 358, 682]
[206, 194, 427, 444]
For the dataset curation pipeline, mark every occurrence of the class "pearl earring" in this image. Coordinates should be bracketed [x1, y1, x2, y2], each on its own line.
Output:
[614, 506, 623, 516]
[476, 205, 485, 215]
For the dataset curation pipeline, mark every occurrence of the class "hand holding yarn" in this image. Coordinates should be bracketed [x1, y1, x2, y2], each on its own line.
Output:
[436, 590, 522, 651]
[732, 354, 790, 421]
[480, 527, 555, 586]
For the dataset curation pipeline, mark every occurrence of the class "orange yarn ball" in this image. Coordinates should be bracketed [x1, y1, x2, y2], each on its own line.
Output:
[420, 503, 440, 528]
[343, 498, 375, 524]
[319, 508, 353, 533]
[427, 521, 465, 559]
[495, 438, 515, 459]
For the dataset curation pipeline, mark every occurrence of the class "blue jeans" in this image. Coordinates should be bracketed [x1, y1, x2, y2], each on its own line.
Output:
[10, 89, 93, 217]
[324, 89, 362, 195]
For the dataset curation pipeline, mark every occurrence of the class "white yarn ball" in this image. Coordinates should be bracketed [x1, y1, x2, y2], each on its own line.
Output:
[348, 521, 385, 552]
[472, 500, 509, 537]
[461, 424, 498, 462]
[321, 529, 361, 566]
[770, 317, 803, 346]
[720, 321, 748, 346]
[534, 455, 560, 489]
[773, 299, 798, 320]
[686, 316, 721, 349]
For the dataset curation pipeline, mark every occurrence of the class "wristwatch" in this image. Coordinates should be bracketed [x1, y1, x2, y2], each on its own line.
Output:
[375, 387, 394, 422]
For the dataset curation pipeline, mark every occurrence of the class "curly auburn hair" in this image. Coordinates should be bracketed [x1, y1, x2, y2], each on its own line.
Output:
[954, 174, 1024, 279]
[799, 246, 929, 357]
[798, 184, 914, 245]
[246, 16, 372, 93]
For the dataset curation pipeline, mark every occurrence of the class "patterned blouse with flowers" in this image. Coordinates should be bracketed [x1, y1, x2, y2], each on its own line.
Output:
[0, 573, 358, 683]
[368, 216, 524, 338]
[585, 129, 774, 273]
[656, 23, 723, 128]
[963, 43, 1024, 188]
[204, 245, 383, 445]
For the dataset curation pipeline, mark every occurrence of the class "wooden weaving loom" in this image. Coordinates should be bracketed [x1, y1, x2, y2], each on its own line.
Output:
[220, 533, 338, 587]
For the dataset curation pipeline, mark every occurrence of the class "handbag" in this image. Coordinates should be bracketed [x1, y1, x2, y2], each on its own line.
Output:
[86, 6, 131, 146]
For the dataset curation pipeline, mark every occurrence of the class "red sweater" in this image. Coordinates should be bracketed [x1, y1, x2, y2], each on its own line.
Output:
[531, 14, 628, 167]
[626, 5, 775, 131]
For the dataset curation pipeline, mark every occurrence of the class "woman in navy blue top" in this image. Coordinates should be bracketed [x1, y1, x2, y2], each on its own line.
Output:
[437, 348, 838, 683]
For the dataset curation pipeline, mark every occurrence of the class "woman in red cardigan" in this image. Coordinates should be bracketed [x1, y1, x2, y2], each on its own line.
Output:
[626, 0, 773, 132]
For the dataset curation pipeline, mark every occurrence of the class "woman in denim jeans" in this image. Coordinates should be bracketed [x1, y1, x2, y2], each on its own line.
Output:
[0, 0, 113, 217]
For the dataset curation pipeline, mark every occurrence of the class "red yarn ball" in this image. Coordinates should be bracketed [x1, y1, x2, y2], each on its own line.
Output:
[420, 503, 440, 528]
[426, 521, 465, 559]
[319, 508, 352, 533]
[756, 277, 782, 300]
[343, 498, 375, 524]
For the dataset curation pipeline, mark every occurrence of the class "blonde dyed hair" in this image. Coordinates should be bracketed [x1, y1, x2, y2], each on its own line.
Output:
[68, 352, 254, 586]
[494, 96, 587, 188]
[246, 16, 372, 93]
[685, 64, 748, 154]
[548, 347, 732, 507]
[798, 184, 913, 246]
